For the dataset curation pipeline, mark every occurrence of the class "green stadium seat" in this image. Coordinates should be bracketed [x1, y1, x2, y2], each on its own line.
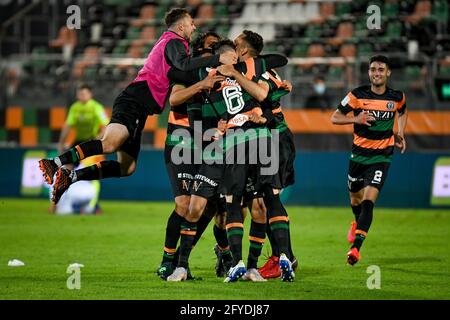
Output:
[26, 46, 50, 73]
[112, 44, 128, 55]
[83, 66, 98, 79]
[327, 66, 344, 80]
[262, 43, 278, 54]
[291, 42, 309, 57]
[305, 25, 322, 39]
[354, 19, 368, 38]
[357, 43, 373, 56]
[383, 2, 399, 18]
[439, 65, 450, 76]
[215, 24, 230, 37]
[405, 66, 422, 78]
[126, 27, 141, 40]
[156, 4, 169, 20]
[214, 4, 229, 18]
[433, 0, 449, 24]
[384, 21, 402, 40]
[335, 2, 351, 17]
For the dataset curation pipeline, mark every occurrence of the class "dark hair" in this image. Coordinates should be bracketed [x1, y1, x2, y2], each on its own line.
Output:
[77, 83, 92, 92]
[191, 31, 221, 57]
[165, 8, 189, 28]
[369, 55, 391, 69]
[211, 39, 236, 55]
[241, 30, 264, 55]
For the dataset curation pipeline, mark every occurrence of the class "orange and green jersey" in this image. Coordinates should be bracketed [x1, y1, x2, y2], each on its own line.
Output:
[261, 69, 290, 132]
[165, 96, 195, 150]
[338, 85, 406, 165]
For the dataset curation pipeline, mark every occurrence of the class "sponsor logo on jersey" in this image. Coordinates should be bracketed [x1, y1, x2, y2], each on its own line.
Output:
[228, 114, 249, 127]
[386, 101, 395, 110]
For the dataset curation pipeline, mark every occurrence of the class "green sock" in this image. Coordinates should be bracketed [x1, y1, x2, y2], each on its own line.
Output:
[352, 234, 366, 250]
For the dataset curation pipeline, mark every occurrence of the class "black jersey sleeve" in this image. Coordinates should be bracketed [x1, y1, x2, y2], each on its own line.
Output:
[261, 101, 278, 127]
[167, 68, 200, 86]
[259, 54, 288, 69]
[165, 39, 220, 71]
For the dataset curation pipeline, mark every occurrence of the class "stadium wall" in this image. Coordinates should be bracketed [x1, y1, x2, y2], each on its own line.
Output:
[1, 148, 448, 209]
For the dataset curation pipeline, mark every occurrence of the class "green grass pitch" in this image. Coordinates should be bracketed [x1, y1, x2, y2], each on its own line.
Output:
[0, 198, 449, 300]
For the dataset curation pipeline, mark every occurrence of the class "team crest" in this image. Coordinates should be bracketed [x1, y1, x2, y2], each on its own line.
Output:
[386, 101, 395, 110]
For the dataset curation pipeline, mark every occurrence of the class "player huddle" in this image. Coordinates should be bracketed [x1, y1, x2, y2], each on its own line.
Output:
[38, 8, 407, 283]
[159, 30, 297, 282]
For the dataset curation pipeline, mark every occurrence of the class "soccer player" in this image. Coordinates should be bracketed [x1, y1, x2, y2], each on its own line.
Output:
[229, 31, 297, 281]
[249, 70, 298, 280]
[165, 39, 288, 282]
[38, 8, 237, 203]
[57, 84, 108, 161]
[331, 55, 407, 265]
[157, 31, 229, 280]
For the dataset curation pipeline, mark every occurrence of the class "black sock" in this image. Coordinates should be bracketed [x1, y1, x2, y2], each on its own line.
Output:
[56, 140, 103, 166]
[263, 189, 291, 260]
[225, 197, 244, 266]
[352, 204, 362, 222]
[213, 224, 229, 250]
[352, 200, 374, 251]
[247, 220, 266, 269]
[266, 221, 279, 257]
[74, 160, 122, 181]
[192, 214, 214, 247]
[177, 219, 197, 269]
[352, 233, 366, 251]
[161, 211, 184, 264]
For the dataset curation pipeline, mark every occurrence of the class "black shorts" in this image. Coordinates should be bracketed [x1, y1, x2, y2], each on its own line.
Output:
[164, 145, 196, 197]
[191, 164, 224, 200]
[109, 81, 159, 160]
[249, 128, 296, 191]
[347, 160, 390, 193]
[242, 167, 264, 206]
[277, 129, 296, 188]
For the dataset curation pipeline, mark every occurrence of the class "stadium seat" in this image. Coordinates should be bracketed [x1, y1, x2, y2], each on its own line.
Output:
[357, 43, 373, 56]
[383, 1, 399, 18]
[305, 24, 323, 39]
[291, 41, 309, 57]
[272, 3, 290, 24]
[383, 21, 402, 40]
[432, 0, 449, 25]
[129, 4, 156, 28]
[335, 2, 352, 17]
[126, 26, 141, 40]
[354, 19, 369, 38]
